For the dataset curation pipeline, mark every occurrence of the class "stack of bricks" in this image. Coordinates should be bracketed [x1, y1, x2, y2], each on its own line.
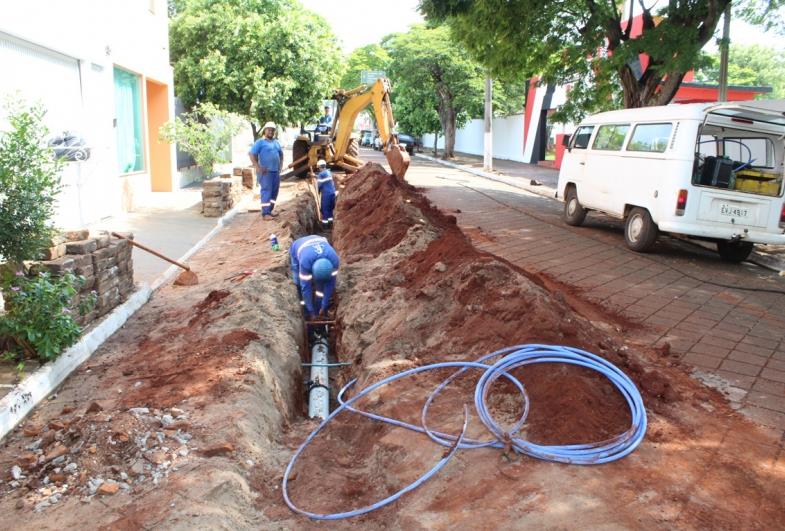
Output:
[234, 166, 256, 189]
[30, 230, 135, 327]
[201, 174, 243, 217]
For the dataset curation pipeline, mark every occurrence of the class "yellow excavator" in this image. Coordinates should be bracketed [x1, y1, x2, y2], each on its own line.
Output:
[287, 78, 410, 179]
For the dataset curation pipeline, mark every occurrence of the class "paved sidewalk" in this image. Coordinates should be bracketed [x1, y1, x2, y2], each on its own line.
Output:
[405, 157, 785, 438]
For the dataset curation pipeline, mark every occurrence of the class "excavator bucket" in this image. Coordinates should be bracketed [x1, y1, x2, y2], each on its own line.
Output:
[385, 145, 410, 178]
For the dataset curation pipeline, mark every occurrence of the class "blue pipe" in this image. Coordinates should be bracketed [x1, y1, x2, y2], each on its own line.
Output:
[282, 344, 647, 520]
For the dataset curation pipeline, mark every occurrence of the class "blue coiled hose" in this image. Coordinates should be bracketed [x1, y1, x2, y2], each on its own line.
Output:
[283, 344, 647, 520]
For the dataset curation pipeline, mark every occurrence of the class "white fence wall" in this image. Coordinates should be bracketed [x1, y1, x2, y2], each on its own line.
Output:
[421, 113, 526, 162]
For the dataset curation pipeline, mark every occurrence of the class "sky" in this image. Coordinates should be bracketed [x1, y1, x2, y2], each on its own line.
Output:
[299, 0, 781, 54]
[299, 0, 423, 52]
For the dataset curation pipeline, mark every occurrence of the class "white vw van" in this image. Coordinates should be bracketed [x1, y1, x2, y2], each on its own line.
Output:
[557, 101, 785, 262]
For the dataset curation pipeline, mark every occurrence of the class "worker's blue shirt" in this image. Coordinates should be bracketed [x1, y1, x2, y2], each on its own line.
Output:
[317, 169, 335, 195]
[289, 236, 340, 315]
[249, 138, 283, 173]
[318, 114, 332, 125]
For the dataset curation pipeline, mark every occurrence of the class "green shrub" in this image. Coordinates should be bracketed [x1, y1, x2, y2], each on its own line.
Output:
[0, 100, 63, 264]
[159, 102, 244, 177]
[0, 271, 96, 366]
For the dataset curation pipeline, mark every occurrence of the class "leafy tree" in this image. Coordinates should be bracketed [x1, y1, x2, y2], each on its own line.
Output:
[169, 0, 342, 137]
[384, 25, 484, 158]
[340, 44, 391, 89]
[694, 44, 785, 98]
[420, 0, 785, 123]
[159, 102, 244, 176]
[0, 101, 62, 265]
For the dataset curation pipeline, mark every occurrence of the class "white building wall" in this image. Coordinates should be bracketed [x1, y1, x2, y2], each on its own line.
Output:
[422, 113, 526, 162]
[0, 0, 175, 228]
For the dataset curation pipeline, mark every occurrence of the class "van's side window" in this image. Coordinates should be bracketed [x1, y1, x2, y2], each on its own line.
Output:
[627, 123, 672, 153]
[592, 124, 629, 151]
[571, 126, 594, 149]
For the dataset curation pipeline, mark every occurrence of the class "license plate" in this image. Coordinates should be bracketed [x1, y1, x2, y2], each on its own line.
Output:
[719, 203, 750, 219]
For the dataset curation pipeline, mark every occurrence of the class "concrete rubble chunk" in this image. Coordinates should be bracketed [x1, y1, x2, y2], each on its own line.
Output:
[63, 229, 89, 241]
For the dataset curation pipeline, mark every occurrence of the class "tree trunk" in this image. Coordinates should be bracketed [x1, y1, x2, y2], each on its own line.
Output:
[442, 110, 456, 159]
[250, 122, 260, 140]
[433, 131, 439, 156]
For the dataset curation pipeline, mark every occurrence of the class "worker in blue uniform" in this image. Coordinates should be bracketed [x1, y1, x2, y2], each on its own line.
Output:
[316, 159, 336, 225]
[289, 235, 340, 319]
[249, 121, 284, 220]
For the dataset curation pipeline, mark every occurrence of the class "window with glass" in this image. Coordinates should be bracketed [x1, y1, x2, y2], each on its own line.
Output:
[571, 125, 594, 149]
[592, 124, 629, 151]
[627, 123, 673, 153]
[721, 137, 775, 168]
[113, 67, 144, 173]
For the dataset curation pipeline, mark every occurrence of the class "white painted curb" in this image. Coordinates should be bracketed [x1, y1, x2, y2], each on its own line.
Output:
[0, 286, 152, 439]
[415, 153, 558, 200]
[0, 197, 246, 440]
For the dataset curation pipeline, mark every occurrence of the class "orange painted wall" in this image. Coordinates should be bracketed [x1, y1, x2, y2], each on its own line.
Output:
[146, 79, 173, 192]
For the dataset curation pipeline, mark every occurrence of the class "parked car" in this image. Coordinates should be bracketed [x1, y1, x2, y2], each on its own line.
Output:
[397, 133, 418, 155]
[360, 131, 373, 147]
[557, 100, 785, 262]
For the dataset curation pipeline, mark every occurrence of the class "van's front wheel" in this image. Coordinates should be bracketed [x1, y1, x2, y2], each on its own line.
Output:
[716, 240, 753, 263]
[625, 207, 658, 252]
[564, 186, 587, 226]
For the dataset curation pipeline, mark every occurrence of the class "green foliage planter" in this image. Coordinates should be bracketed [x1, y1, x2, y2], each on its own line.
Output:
[159, 102, 244, 177]
[0, 272, 96, 369]
[0, 101, 62, 264]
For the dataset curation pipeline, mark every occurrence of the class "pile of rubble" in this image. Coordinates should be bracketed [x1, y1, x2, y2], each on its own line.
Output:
[201, 175, 243, 217]
[31, 230, 135, 326]
[5, 403, 195, 512]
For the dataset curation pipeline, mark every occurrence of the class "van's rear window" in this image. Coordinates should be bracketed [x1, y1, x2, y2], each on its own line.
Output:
[592, 124, 629, 151]
[627, 123, 672, 153]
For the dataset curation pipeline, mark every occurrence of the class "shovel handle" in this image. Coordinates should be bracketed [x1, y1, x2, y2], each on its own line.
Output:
[111, 232, 191, 272]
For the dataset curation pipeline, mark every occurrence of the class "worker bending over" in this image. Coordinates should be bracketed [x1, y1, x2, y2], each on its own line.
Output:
[290, 235, 340, 319]
[316, 159, 336, 225]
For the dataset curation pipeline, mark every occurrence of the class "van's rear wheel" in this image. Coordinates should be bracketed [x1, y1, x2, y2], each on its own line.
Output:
[564, 186, 587, 226]
[716, 240, 753, 263]
[625, 207, 658, 252]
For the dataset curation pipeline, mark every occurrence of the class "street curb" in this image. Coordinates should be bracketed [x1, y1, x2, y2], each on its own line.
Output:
[0, 198, 245, 440]
[0, 286, 152, 440]
[415, 153, 558, 200]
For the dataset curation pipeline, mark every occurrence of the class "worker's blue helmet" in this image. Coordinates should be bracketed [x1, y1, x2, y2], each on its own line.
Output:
[312, 258, 334, 283]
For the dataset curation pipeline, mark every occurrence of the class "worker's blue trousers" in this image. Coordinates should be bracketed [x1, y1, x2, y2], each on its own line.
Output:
[258, 170, 280, 215]
[320, 191, 336, 223]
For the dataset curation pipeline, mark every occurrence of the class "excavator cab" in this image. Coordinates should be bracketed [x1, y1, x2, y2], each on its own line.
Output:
[288, 78, 410, 179]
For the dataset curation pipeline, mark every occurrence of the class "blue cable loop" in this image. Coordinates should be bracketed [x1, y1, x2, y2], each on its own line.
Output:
[283, 344, 647, 520]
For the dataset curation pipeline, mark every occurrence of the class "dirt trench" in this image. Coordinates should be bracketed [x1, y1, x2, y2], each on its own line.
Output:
[281, 163, 785, 529]
[0, 188, 325, 529]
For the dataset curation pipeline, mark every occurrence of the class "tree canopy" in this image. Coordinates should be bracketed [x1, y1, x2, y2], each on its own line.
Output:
[695, 44, 785, 99]
[384, 25, 484, 158]
[339, 44, 391, 89]
[169, 0, 342, 137]
[420, 0, 785, 122]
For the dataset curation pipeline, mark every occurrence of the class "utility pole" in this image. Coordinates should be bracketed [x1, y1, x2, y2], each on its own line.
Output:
[718, 2, 731, 101]
[484, 75, 492, 171]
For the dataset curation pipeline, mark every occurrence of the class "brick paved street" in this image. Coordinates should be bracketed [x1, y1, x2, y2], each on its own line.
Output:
[395, 153, 785, 439]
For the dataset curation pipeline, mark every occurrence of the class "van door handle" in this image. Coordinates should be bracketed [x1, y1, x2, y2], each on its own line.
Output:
[579, 162, 585, 165]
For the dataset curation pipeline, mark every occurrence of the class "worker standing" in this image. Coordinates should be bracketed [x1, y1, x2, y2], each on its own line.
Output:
[249, 122, 284, 221]
[289, 235, 340, 320]
[316, 159, 336, 225]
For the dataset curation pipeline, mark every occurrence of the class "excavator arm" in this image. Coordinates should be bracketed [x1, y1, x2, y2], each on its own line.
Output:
[332, 78, 410, 178]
